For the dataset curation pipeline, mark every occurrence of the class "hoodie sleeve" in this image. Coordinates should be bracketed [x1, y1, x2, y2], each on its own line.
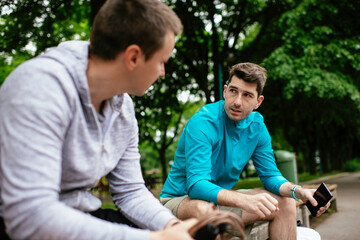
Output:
[0, 59, 152, 240]
[107, 96, 175, 230]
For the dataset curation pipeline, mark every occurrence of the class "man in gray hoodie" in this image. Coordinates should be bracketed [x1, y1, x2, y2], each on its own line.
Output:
[0, 0, 197, 239]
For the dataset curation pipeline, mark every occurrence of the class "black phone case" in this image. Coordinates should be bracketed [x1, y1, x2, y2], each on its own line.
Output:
[306, 182, 333, 217]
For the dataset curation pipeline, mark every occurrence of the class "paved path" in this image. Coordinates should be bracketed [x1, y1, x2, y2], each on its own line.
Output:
[314, 172, 360, 240]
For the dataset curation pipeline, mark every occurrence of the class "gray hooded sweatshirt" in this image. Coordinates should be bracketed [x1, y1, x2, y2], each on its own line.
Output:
[0, 41, 174, 240]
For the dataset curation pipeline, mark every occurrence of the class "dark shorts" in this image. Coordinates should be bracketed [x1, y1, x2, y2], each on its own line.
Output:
[0, 208, 137, 239]
[89, 208, 138, 227]
[0, 217, 10, 240]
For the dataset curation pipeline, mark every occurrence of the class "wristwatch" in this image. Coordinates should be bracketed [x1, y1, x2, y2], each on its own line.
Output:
[290, 185, 302, 202]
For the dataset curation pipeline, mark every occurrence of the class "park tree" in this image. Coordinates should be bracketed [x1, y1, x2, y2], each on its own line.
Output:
[0, 0, 94, 54]
[261, 0, 360, 174]
[134, 0, 300, 181]
[168, 0, 298, 103]
[133, 57, 201, 182]
[0, 0, 201, 183]
[1, 0, 360, 181]
[0, 0, 95, 84]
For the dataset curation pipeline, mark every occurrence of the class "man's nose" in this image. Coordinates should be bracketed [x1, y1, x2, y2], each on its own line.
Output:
[234, 94, 242, 106]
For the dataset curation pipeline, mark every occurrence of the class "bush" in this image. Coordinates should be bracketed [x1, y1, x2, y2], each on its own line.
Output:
[343, 158, 360, 172]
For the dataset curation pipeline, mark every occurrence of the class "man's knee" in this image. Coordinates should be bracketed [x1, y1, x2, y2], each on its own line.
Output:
[250, 188, 296, 214]
[195, 200, 217, 215]
[278, 196, 296, 213]
[177, 198, 217, 220]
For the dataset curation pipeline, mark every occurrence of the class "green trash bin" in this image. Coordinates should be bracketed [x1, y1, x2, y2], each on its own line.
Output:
[274, 150, 298, 184]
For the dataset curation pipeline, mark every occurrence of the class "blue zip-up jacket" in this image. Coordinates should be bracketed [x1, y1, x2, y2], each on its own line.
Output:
[160, 101, 288, 204]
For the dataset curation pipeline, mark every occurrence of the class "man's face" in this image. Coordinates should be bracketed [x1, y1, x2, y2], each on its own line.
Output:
[130, 31, 175, 96]
[223, 76, 264, 122]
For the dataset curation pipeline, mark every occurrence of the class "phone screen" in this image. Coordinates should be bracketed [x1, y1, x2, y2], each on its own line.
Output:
[305, 182, 333, 217]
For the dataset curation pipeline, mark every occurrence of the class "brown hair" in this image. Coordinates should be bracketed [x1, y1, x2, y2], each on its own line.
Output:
[226, 62, 267, 96]
[89, 0, 183, 60]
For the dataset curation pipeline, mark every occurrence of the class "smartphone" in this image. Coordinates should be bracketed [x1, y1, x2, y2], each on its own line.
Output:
[306, 182, 333, 217]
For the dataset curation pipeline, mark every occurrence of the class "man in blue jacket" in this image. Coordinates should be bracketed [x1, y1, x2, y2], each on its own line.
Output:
[160, 62, 330, 239]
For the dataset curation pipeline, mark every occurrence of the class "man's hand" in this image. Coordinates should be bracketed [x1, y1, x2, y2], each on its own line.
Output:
[217, 189, 279, 219]
[240, 193, 280, 218]
[296, 187, 331, 216]
[164, 218, 182, 229]
[149, 218, 198, 240]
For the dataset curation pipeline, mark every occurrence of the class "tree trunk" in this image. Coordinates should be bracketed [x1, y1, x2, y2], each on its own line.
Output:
[308, 145, 317, 175]
[320, 142, 330, 173]
[159, 148, 168, 184]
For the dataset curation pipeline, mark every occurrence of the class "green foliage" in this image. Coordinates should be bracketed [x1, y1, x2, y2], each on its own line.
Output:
[261, 0, 360, 174]
[139, 142, 162, 171]
[101, 202, 117, 211]
[0, 0, 91, 84]
[134, 57, 195, 181]
[0, 52, 32, 84]
[232, 171, 343, 190]
[0, 0, 91, 55]
[136, 70, 205, 175]
[270, 128, 294, 151]
[165, 0, 298, 102]
[2, 0, 360, 180]
[343, 158, 360, 172]
[232, 177, 263, 190]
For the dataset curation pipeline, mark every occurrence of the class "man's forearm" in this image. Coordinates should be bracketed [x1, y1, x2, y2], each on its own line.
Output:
[280, 182, 320, 205]
[279, 182, 308, 202]
[217, 188, 280, 219]
[216, 189, 246, 208]
[279, 182, 296, 198]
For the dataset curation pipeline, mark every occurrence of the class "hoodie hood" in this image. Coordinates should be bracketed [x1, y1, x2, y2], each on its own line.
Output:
[40, 40, 92, 106]
[39, 40, 124, 111]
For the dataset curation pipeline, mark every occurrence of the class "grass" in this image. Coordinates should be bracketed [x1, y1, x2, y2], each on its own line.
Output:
[232, 171, 343, 190]
[343, 158, 360, 172]
[101, 201, 118, 210]
[297, 171, 343, 182]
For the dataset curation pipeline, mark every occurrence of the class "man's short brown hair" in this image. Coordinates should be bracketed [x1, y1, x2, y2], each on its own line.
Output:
[89, 0, 183, 60]
[227, 62, 267, 97]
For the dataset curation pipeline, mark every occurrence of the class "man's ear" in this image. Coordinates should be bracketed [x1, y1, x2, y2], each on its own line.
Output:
[254, 95, 264, 109]
[123, 44, 143, 70]
[223, 85, 227, 100]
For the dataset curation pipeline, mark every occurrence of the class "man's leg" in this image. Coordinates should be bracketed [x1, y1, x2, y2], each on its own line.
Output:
[177, 197, 218, 220]
[164, 195, 251, 238]
[241, 188, 297, 240]
[161, 196, 218, 220]
[165, 189, 297, 240]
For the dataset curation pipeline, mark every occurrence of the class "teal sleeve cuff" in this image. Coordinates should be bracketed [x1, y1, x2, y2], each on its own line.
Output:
[262, 175, 288, 195]
[188, 180, 223, 205]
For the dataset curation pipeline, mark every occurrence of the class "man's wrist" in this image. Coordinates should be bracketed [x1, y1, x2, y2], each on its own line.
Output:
[290, 185, 302, 202]
[218, 189, 246, 209]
